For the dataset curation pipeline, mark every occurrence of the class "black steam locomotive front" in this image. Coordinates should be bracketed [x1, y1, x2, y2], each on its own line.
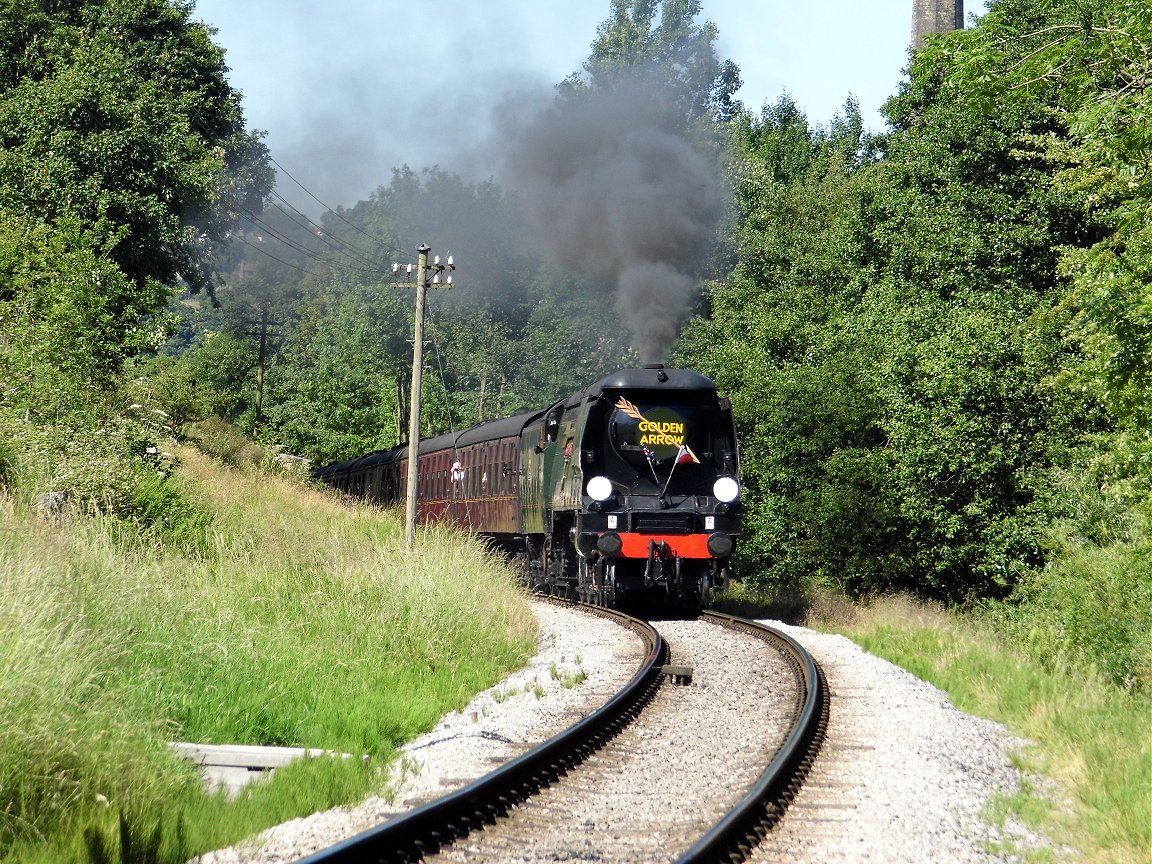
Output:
[539, 365, 741, 607]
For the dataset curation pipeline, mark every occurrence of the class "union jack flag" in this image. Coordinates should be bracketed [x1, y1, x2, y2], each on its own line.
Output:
[640, 443, 660, 483]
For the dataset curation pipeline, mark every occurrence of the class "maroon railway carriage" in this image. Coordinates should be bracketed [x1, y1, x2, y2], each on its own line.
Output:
[319, 413, 543, 533]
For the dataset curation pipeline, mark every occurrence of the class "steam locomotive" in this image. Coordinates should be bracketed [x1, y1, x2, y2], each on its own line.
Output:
[315, 365, 741, 608]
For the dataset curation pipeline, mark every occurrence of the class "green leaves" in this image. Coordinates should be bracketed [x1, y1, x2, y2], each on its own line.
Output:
[569, 0, 739, 125]
[0, 0, 271, 384]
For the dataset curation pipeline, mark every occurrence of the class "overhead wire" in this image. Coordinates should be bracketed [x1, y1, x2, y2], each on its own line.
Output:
[227, 230, 314, 275]
[269, 155, 413, 262]
[229, 157, 465, 433]
[225, 156, 423, 281]
[265, 190, 389, 272]
[240, 209, 390, 279]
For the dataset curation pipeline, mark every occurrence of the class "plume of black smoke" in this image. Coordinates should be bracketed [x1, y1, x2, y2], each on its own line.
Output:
[499, 75, 724, 363]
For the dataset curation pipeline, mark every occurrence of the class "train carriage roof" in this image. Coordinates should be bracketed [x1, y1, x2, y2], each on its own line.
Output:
[311, 455, 360, 479]
[455, 409, 543, 447]
[314, 367, 718, 480]
[347, 448, 398, 471]
[417, 432, 457, 455]
[379, 409, 544, 456]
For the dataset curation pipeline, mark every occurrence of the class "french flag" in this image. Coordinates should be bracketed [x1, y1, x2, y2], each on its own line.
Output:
[676, 444, 700, 465]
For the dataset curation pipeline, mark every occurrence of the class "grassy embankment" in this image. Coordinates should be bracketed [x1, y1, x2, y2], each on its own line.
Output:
[717, 586, 1150, 864]
[0, 448, 537, 863]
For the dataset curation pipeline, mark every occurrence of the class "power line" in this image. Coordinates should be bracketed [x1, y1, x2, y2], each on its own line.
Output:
[269, 155, 412, 262]
[266, 191, 388, 271]
[241, 209, 389, 279]
[241, 210, 365, 273]
[227, 230, 314, 275]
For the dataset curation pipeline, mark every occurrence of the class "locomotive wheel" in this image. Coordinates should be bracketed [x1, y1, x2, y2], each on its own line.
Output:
[539, 536, 556, 597]
[597, 558, 616, 607]
[525, 537, 551, 595]
[579, 555, 609, 605]
[576, 556, 590, 604]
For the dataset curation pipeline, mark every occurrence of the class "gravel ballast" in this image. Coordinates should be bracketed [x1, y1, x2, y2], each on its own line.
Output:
[429, 617, 799, 863]
[748, 620, 1049, 863]
[199, 602, 1050, 863]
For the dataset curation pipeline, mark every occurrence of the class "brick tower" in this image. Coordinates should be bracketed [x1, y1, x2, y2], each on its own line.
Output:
[912, 0, 964, 49]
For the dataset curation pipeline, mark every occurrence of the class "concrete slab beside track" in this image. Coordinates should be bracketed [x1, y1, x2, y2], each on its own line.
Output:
[171, 743, 361, 797]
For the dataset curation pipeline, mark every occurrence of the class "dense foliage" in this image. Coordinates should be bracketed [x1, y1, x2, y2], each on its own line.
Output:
[154, 0, 737, 461]
[678, 0, 1150, 686]
[0, 0, 1146, 686]
[0, 0, 1148, 859]
[0, 0, 271, 375]
[115, 0, 1148, 688]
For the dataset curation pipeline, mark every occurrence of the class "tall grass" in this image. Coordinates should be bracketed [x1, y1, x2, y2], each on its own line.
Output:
[0, 496, 195, 862]
[1, 449, 537, 862]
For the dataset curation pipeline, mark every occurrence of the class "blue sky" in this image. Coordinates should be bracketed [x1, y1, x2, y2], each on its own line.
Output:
[193, 0, 990, 211]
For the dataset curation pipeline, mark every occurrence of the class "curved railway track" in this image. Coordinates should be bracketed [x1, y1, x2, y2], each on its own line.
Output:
[298, 603, 827, 864]
[685, 611, 829, 862]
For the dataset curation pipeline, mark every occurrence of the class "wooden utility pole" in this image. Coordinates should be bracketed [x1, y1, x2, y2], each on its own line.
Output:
[241, 301, 281, 435]
[393, 245, 455, 549]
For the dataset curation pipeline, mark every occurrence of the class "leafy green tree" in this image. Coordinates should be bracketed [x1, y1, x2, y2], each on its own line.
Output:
[931, 0, 1152, 683]
[266, 283, 410, 466]
[0, 214, 143, 404]
[567, 0, 741, 124]
[682, 0, 1124, 603]
[1018, 2, 1152, 493]
[0, 0, 272, 377]
[677, 97, 883, 589]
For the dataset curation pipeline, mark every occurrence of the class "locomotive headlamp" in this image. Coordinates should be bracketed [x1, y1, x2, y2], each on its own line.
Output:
[586, 475, 613, 502]
[713, 477, 740, 503]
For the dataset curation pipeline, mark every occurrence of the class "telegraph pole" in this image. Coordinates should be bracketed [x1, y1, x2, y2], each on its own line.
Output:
[241, 300, 282, 435]
[392, 244, 455, 549]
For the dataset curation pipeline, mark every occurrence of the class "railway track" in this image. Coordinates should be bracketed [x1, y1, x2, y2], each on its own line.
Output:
[298, 603, 826, 864]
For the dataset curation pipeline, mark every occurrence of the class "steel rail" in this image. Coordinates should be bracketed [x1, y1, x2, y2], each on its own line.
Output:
[297, 601, 665, 864]
[675, 610, 829, 864]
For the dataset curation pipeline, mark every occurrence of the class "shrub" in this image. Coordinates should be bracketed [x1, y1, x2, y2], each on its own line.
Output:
[0, 404, 212, 551]
[991, 525, 1152, 692]
[182, 416, 263, 468]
